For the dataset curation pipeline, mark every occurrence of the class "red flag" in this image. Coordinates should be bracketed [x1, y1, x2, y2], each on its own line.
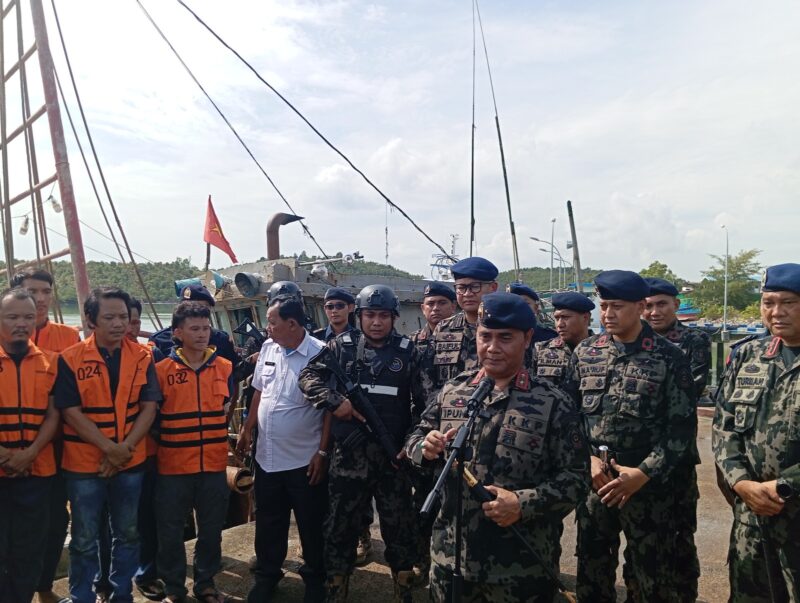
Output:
[203, 196, 238, 264]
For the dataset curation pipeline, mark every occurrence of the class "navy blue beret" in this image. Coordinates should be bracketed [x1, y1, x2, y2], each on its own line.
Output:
[181, 284, 215, 306]
[324, 287, 355, 304]
[450, 256, 499, 281]
[644, 277, 679, 297]
[594, 270, 649, 302]
[551, 292, 595, 313]
[423, 282, 456, 302]
[762, 263, 800, 294]
[477, 292, 536, 331]
[507, 282, 539, 301]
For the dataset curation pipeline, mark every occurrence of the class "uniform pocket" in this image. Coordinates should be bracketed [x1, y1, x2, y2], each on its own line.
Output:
[618, 393, 659, 419]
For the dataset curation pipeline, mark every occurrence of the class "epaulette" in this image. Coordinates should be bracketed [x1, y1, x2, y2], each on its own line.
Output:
[726, 333, 768, 365]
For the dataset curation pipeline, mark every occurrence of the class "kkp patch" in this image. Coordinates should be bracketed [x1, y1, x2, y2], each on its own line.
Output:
[389, 358, 404, 372]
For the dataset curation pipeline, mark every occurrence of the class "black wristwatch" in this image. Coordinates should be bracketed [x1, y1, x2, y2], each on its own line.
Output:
[776, 478, 796, 500]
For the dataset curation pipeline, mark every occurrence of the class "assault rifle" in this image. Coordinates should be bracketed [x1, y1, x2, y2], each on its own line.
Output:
[233, 318, 266, 349]
[312, 347, 401, 468]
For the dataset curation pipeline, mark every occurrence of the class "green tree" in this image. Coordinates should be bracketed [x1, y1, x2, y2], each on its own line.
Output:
[694, 249, 762, 312]
[639, 261, 682, 285]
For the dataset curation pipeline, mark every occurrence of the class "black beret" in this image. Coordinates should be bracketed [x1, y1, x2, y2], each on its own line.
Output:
[181, 284, 215, 306]
[507, 282, 539, 301]
[551, 292, 595, 313]
[423, 282, 456, 302]
[644, 277, 679, 297]
[762, 263, 800, 294]
[450, 257, 499, 281]
[594, 270, 649, 302]
[324, 287, 355, 304]
[477, 292, 536, 331]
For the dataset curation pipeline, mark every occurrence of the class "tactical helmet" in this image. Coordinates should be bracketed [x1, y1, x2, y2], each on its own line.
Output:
[355, 284, 399, 316]
[267, 281, 303, 303]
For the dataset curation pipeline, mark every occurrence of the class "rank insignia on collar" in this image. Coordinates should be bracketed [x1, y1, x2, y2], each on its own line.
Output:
[765, 337, 782, 358]
[514, 370, 530, 391]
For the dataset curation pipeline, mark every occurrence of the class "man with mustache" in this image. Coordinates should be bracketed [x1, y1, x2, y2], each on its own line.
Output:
[713, 263, 800, 602]
[54, 287, 161, 603]
[563, 270, 697, 602]
[11, 269, 81, 603]
[0, 288, 60, 603]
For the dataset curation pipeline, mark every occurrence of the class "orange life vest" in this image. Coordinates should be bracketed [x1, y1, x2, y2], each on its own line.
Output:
[0, 343, 58, 477]
[60, 335, 154, 473]
[155, 349, 231, 475]
[33, 320, 81, 354]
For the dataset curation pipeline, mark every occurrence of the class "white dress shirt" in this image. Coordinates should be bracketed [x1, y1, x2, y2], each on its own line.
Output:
[253, 332, 326, 472]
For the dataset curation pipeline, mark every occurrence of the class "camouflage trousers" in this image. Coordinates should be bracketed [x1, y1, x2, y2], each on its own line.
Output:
[727, 518, 800, 602]
[325, 440, 418, 578]
[622, 467, 699, 602]
[411, 467, 434, 571]
[429, 563, 560, 603]
[576, 486, 678, 603]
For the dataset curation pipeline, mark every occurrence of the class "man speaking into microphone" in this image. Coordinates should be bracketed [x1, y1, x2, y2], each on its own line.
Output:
[405, 293, 590, 602]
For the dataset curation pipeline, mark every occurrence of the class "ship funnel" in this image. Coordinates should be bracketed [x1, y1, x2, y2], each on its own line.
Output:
[266, 213, 304, 260]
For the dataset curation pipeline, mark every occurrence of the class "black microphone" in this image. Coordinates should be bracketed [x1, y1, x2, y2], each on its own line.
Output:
[466, 376, 495, 411]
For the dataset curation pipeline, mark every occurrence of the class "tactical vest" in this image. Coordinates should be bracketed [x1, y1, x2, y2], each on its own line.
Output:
[431, 313, 477, 384]
[0, 344, 58, 477]
[535, 337, 571, 383]
[61, 335, 153, 473]
[575, 333, 669, 466]
[332, 331, 414, 446]
[155, 352, 232, 474]
[34, 320, 81, 354]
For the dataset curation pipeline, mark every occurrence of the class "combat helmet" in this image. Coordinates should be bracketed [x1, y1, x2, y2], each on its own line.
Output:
[267, 281, 303, 303]
[355, 284, 399, 316]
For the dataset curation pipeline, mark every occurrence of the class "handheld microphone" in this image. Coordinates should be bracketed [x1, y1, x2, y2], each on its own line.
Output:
[466, 376, 495, 411]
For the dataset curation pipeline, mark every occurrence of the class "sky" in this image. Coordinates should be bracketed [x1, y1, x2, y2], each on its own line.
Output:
[5, 0, 799, 282]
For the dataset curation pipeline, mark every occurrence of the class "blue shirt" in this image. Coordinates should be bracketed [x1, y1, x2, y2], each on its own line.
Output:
[253, 332, 325, 472]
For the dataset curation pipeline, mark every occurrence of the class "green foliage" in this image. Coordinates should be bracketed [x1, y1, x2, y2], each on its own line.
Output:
[639, 261, 682, 285]
[694, 249, 762, 312]
[496, 266, 603, 291]
[739, 302, 762, 321]
[47, 258, 199, 303]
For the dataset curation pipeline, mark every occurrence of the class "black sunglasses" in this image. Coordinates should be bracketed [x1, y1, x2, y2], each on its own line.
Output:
[324, 302, 347, 310]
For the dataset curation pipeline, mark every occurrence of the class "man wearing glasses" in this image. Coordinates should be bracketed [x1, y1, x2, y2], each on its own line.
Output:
[426, 257, 499, 389]
[313, 288, 356, 342]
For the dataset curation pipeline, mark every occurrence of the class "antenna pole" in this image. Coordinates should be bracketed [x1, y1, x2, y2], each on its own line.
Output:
[567, 200, 583, 292]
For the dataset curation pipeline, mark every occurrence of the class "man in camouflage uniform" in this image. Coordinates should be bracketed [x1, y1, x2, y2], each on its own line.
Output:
[406, 292, 590, 602]
[426, 257, 499, 389]
[411, 282, 457, 350]
[507, 282, 558, 344]
[643, 277, 712, 399]
[562, 270, 697, 602]
[408, 281, 456, 579]
[534, 292, 594, 386]
[713, 263, 800, 602]
[299, 284, 427, 602]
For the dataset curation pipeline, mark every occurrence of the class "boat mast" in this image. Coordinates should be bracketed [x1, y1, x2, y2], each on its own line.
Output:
[566, 200, 584, 292]
[30, 0, 91, 310]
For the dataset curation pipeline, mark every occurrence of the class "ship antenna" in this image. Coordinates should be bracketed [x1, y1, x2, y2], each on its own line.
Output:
[469, 0, 477, 257]
[475, 0, 521, 280]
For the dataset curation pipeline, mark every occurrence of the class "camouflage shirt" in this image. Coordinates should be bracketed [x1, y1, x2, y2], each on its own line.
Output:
[405, 368, 590, 584]
[562, 320, 697, 480]
[427, 312, 479, 386]
[534, 336, 573, 386]
[410, 323, 434, 350]
[712, 336, 800, 540]
[660, 320, 712, 398]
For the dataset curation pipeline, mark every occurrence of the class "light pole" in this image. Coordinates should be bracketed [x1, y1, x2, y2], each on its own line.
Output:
[722, 225, 729, 339]
[539, 248, 571, 289]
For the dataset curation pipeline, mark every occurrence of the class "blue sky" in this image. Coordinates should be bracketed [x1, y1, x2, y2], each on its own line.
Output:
[10, 1, 798, 281]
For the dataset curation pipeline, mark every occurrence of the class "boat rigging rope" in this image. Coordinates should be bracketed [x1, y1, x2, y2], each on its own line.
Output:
[172, 0, 456, 263]
[50, 0, 164, 329]
[469, 0, 477, 257]
[474, 0, 521, 281]
[133, 0, 332, 263]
